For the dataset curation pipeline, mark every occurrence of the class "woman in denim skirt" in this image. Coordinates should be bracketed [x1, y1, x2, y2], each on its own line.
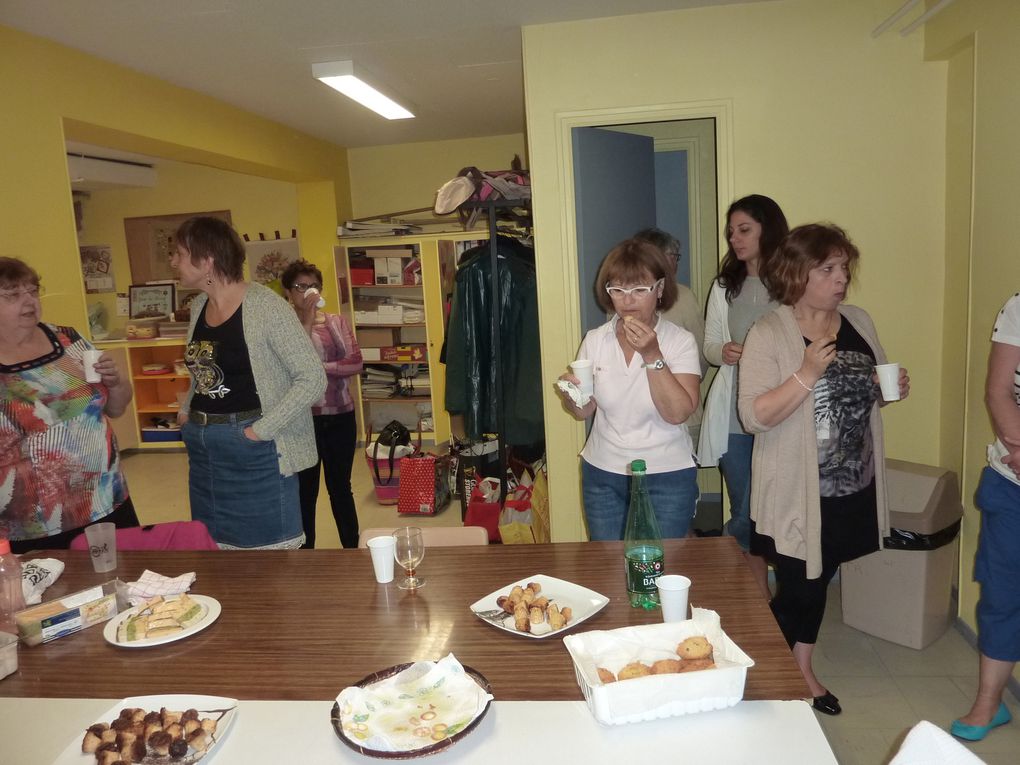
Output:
[172, 218, 325, 549]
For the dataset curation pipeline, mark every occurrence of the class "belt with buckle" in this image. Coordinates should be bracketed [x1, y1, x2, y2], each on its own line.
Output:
[189, 408, 262, 426]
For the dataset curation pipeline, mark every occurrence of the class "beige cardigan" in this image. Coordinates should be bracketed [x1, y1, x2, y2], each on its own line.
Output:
[737, 304, 890, 579]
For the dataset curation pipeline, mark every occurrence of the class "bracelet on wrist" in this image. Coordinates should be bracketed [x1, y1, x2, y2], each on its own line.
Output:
[792, 372, 814, 392]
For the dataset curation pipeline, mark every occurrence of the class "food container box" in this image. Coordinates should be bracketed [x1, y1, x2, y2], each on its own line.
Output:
[379, 345, 427, 362]
[125, 317, 163, 339]
[15, 580, 127, 647]
[562, 608, 754, 726]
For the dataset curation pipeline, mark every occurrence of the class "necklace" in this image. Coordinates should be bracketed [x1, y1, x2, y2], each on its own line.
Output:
[794, 309, 839, 342]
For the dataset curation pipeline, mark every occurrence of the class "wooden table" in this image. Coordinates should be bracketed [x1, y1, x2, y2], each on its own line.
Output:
[4, 538, 809, 702]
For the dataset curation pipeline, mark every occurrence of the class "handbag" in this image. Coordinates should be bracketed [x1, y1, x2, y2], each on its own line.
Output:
[397, 452, 452, 516]
[368, 420, 414, 485]
[365, 421, 421, 505]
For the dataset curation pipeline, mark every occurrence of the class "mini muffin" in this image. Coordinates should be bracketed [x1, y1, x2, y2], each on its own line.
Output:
[617, 661, 652, 680]
[651, 658, 683, 674]
[596, 667, 617, 684]
[677, 658, 716, 673]
[676, 636, 713, 661]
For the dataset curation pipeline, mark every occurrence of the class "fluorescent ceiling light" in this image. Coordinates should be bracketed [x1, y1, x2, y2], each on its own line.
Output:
[312, 60, 414, 120]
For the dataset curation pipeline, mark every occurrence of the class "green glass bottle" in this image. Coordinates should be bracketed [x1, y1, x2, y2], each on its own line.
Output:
[624, 460, 664, 609]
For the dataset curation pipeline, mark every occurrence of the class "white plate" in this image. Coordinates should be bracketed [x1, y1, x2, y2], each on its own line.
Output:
[51, 694, 237, 765]
[469, 574, 609, 639]
[104, 595, 221, 648]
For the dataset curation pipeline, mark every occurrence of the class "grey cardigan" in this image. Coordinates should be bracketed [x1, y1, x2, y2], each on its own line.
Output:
[737, 304, 890, 579]
[184, 282, 326, 476]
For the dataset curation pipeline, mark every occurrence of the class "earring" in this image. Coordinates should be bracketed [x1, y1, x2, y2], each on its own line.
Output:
[206, 274, 213, 286]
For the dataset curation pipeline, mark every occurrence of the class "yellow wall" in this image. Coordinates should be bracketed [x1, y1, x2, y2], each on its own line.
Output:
[0, 25, 350, 332]
[926, 0, 1020, 657]
[79, 159, 302, 335]
[523, 0, 948, 540]
[347, 134, 527, 218]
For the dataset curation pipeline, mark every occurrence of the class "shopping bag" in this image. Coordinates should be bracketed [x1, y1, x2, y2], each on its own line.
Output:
[455, 436, 501, 518]
[497, 485, 536, 544]
[529, 466, 550, 544]
[463, 477, 503, 542]
[397, 453, 452, 516]
[364, 421, 421, 505]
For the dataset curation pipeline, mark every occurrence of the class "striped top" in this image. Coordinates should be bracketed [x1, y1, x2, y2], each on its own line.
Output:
[0, 324, 128, 541]
[309, 313, 363, 415]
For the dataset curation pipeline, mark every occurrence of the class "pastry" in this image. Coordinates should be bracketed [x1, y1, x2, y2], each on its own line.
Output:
[617, 661, 651, 680]
[651, 659, 683, 674]
[597, 667, 617, 684]
[676, 636, 713, 661]
[677, 658, 716, 673]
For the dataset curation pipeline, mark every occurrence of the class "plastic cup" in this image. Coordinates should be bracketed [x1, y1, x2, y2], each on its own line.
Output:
[569, 359, 594, 400]
[875, 363, 901, 402]
[83, 349, 102, 383]
[0, 632, 17, 681]
[367, 536, 396, 584]
[656, 574, 691, 622]
[84, 522, 117, 573]
[305, 287, 326, 309]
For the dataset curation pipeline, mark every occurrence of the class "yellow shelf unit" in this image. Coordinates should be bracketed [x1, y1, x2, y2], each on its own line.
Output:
[337, 230, 487, 445]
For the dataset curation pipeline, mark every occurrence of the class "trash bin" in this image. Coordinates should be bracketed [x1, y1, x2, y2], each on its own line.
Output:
[841, 459, 963, 649]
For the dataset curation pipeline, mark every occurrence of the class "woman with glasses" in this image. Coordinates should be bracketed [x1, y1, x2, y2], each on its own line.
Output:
[557, 239, 701, 540]
[698, 194, 789, 596]
[280, 260, 363, 549]
[0, 257, 139, 552]
[172, 218, 325, 549]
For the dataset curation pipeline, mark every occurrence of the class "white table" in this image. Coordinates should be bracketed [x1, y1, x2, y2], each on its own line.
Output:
[1, 698, 837, 764]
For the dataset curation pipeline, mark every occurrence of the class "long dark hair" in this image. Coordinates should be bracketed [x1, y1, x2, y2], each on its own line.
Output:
[717, 194, 788, 302]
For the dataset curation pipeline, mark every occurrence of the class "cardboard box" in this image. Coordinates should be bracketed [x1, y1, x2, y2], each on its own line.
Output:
[378, 304, 404, 324]
[358, 327, 396, 347]
[350, 267, 375, 286]
[354, 310, 379, 325]
[385, 257, 404, 285]
[374, 260, 389, 285]
[379, 345, 427, 362]
[361, 347, 381, 362]
[15, 580, 126, 646]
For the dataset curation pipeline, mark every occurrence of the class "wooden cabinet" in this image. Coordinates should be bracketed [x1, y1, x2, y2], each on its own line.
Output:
[96, 339, 189, 450]
[337, 231, 486, 445]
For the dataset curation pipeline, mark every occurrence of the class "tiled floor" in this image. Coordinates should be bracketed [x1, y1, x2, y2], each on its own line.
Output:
[122, 450, 1018, 764]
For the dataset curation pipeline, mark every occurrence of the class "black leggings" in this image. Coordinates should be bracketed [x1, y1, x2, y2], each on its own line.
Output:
[298, 411, 359, 548]
[769, 554, 841, 647]
[11, 498, 140, 554]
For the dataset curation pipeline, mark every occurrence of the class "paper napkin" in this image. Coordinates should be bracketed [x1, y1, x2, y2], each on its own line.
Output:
[125, 569, 197, 605]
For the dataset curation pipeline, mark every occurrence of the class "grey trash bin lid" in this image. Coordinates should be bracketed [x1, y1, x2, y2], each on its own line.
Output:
[886, 459, 964, 535]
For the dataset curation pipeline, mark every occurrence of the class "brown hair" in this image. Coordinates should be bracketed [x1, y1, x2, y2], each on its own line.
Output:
[764, 223, 860, 306]
[594, 239, 678, 313]
[174, 217, 245, 283]
[0, 257, 40, 291]
[280, 260, 323, 290]
[718, 194, 789, 302]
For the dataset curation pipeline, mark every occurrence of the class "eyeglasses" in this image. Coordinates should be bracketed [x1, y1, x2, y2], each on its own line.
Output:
[291, 283, 321, 293]
[0, 285, 44, 303]
[605, 279, 662, 299]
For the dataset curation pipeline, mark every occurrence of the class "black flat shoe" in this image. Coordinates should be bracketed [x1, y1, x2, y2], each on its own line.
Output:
[812, 690, 841, 716]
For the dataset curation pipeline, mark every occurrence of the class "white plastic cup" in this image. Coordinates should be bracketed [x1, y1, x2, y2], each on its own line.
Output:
[367, 536, 396, 584]
[83, 349, 103, 383]
[305, 287, 326, 309]
[84, 522, 117, 573]
[656, 574, 692, 622]
[875, 363, 901, 402]
[569, 359, 594, 401]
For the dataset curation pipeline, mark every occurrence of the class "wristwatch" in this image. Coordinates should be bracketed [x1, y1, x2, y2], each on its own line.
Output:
[642, 358, 666, 370]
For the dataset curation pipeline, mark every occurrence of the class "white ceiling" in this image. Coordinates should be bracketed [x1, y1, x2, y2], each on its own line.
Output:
[1, 0, 770, 149]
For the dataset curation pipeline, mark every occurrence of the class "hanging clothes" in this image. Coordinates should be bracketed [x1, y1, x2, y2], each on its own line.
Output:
[444, 236, 543, 445]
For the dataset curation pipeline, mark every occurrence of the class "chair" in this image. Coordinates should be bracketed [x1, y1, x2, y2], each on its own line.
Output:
[70, 521, 219, 551]
[358, 526, 489, 548]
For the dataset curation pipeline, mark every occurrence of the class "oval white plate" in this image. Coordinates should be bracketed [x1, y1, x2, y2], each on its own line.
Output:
[469, 574, 609, 639]
[104, 595, 221, 648]
[51, 694, 237, 765]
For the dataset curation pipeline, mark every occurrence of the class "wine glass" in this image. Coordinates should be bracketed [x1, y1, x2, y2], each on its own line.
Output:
[393, 527, 426, 590]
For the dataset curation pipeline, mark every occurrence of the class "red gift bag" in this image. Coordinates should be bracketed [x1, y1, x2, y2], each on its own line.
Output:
[463, 477, 503, 542]
[397, 453, 452, 516]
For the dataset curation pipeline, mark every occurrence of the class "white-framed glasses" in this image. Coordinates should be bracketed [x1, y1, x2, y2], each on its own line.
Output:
[605, 279, 662, 299]
[291, 282, 321, 293]
[0, 285, 44, 303]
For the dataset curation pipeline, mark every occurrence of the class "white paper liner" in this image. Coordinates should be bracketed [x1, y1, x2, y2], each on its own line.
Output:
[563, 608, 755, 725]
[335, 654, 493, 752]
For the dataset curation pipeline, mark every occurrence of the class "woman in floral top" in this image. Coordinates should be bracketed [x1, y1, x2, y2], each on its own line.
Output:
[0, 257, 138, 552]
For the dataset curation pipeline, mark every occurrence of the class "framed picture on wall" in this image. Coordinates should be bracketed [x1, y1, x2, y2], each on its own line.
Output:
[124, 210, 232, 283]
[129, 283, 176, 319]
[245, 236, 301, 291]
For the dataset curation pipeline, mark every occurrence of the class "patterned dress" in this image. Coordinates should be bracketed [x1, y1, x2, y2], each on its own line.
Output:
[0, 324, 128, 541]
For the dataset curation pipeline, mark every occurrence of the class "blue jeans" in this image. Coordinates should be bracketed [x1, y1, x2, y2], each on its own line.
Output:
[719, 433, 754, 551]
[581, 459, 698, 540]
[974, 467, 1020, 662]
[182, 415, 303, 548]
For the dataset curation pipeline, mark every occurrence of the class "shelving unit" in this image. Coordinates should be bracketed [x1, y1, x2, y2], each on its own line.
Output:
[95, 338, 189, 450]
[337, 230, 487, 445]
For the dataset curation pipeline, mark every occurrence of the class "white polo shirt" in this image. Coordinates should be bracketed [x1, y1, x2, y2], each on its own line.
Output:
[578, 315, 701, 475]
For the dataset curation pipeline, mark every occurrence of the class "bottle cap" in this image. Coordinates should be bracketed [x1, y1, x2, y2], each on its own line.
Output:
[631, 459, 646, 473]
[0, 539, 10, 555]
